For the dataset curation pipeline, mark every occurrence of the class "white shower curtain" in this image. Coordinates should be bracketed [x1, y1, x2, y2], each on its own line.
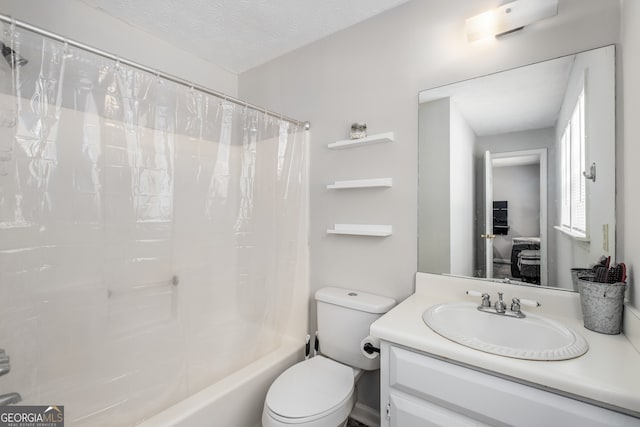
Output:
[0, 22, 308, 425]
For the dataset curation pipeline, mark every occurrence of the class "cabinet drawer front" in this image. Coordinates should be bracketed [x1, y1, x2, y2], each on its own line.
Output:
[389, 346, 638, 426]
[390, 392, 484, 427]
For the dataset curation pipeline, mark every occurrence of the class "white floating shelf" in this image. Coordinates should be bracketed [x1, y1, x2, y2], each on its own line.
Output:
[327, 224, 392, 237]
[327, 178, 393, 190]
[327, 132, 394, 149]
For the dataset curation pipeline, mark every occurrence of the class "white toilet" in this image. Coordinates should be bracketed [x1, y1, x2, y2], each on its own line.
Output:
[262, 287, 396, 427]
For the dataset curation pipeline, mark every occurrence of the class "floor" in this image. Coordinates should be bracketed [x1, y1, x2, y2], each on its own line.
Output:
[493, 262, 513, 279]
[347, 418, 369, 427]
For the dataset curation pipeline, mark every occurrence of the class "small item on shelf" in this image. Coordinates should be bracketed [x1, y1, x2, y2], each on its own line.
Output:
[350, 123, 367, 139]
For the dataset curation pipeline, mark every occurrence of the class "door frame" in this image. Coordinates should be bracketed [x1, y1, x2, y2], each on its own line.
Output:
[490, 148, 548, 286]
[483, 151, 494, 278]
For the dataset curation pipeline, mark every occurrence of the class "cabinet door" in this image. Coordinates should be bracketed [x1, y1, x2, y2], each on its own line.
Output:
[389, 392, 487, 427]
[388, 346, 640, 427]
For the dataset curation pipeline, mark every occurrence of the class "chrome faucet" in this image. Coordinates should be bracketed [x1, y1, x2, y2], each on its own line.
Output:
[495, 292, 507, 314]
[467, 291, 540, 318]
[0, 393, 21, 406]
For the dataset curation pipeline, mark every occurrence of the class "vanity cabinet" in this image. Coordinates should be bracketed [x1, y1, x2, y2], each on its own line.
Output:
[379, 343, 639, 427]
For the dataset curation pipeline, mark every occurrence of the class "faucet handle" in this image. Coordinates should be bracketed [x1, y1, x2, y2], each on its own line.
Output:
[518, 298, 541, 308]
[466, 290, 491, 307]
[511, 298, 521, 313]
[511, 297, 540, 314]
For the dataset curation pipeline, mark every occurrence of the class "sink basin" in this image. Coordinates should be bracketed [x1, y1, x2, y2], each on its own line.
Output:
[422, 302, 588, 361]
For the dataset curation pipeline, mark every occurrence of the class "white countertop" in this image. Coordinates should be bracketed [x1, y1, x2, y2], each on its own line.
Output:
[370, 273, 640, 416]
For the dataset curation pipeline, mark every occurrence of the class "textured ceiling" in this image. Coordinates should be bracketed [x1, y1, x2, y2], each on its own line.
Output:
[419, 54, 575, 136]
[78, 0, 410, 74]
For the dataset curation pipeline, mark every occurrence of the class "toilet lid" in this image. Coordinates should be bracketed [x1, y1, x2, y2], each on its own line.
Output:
[266, 356, 354, 419]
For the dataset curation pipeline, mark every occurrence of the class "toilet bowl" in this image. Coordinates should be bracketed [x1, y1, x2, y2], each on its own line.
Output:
[262, 287, 396, 427]
[262, 356, 361, 427]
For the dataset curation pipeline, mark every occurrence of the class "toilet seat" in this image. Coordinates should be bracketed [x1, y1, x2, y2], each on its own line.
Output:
[264, 393, 355, 426]
[264, 356, 355, 425]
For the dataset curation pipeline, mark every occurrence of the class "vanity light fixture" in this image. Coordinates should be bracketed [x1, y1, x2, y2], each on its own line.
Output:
[465, 0, 559, 43]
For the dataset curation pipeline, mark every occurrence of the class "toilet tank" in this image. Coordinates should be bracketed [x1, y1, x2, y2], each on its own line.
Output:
[315, 287, 396, 371]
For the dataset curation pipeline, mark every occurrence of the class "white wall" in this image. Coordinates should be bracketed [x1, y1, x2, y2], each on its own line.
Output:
[239, 0, 620, 411]
[0, 0, 237, 96]
[622, 0, 640, 308]
[450, 102, 476, 276]
[418, 98, 475, 277]
[239, 0, 619, 304]
[418, 98, 451, 273]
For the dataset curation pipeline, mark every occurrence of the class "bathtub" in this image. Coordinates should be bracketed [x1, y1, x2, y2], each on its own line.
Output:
[138, 339, 303, 427]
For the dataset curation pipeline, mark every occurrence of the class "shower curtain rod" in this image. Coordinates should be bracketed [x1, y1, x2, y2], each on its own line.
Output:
[0, 14, 311, 130]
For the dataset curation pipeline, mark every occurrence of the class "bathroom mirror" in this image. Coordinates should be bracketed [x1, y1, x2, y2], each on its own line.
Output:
[418, 45, 615, 291]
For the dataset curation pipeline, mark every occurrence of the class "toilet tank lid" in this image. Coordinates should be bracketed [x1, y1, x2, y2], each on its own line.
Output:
[315, 287, 396, 314]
